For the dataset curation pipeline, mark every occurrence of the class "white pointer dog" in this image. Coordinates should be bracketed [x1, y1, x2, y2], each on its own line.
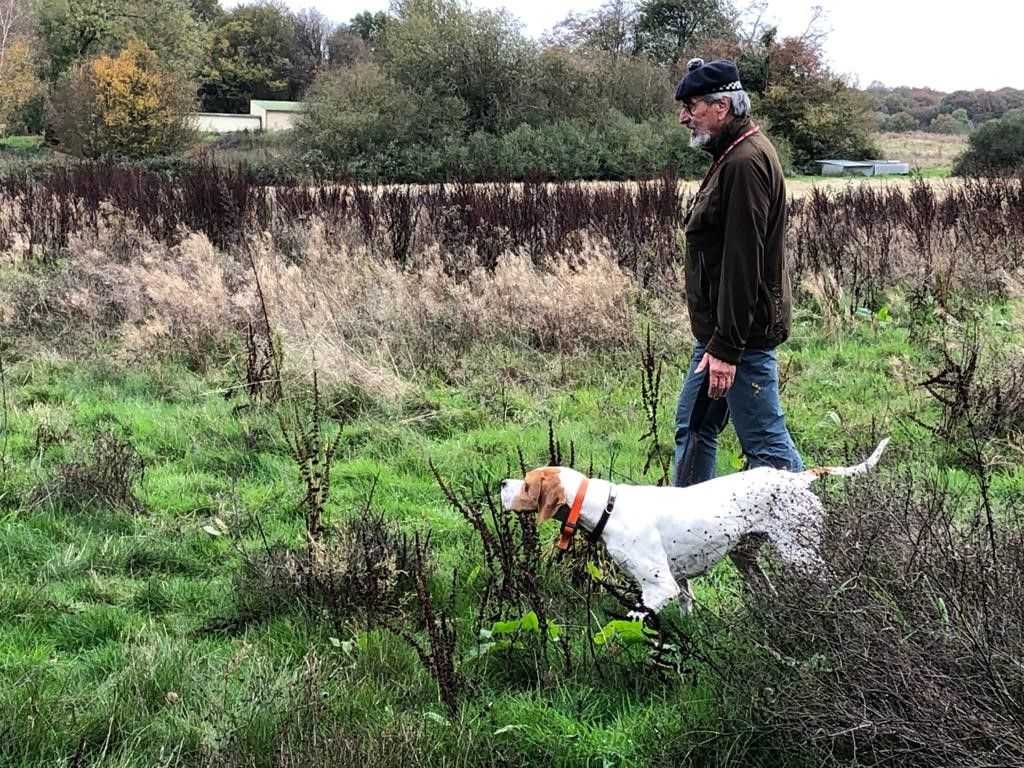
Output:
[501, 439, 888, 617]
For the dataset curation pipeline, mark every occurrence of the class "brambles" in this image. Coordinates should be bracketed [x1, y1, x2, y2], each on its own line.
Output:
[705, 469, 1024, 767]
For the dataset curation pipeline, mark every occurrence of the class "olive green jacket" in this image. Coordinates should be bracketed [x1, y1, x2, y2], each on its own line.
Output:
[683, 116, 792, 364]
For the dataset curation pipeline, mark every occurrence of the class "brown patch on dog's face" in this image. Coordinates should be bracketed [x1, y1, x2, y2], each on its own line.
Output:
[508, 468, 567, 524]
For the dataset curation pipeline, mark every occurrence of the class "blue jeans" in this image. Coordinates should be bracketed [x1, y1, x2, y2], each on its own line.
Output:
[673, 342, 803, 487]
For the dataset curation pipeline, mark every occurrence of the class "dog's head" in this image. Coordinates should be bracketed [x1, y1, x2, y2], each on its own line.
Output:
[500, 467, 579, 524]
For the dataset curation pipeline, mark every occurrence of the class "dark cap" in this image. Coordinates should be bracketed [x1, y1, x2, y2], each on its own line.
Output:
[675, 58, 743, 101]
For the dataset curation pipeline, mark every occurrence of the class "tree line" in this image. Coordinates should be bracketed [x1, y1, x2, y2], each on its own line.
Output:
[867, 84, 1024, 134]
[0, 0, 1015, 180]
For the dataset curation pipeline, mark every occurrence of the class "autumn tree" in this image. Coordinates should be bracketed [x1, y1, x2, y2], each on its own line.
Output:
[1, 0, 30, 73]
[0, 40, 44, 133]
[0, 0, 44, 133]
[50, 38, 196, 159]
[733, 32, 877, 168]
[940, 88, 1024, 125]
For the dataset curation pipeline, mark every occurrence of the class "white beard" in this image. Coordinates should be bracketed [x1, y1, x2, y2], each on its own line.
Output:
[689, 130, 711, 149]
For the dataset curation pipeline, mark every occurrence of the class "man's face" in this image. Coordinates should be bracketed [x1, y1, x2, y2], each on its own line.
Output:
[679, 97, 729, 148]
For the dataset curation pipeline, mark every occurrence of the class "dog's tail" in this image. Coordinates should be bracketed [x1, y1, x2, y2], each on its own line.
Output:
[800, 438, 890, 483]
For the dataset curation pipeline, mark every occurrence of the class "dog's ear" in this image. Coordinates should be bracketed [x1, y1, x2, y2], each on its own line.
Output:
[536, 474, 568, 525]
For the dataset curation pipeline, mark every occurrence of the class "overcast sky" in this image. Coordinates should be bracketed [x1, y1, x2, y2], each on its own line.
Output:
[264, 1, 1023, 93]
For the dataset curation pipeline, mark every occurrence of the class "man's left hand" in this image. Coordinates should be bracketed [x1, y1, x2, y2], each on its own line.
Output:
[695, 352, 737, 399]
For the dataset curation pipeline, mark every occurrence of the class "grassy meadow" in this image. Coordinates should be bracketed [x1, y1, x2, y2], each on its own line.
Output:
[875, 130, 969, 171]
[1, 166, 1023, 767]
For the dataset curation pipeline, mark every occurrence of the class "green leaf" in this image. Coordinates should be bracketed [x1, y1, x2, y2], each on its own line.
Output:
[586, 561, 603, 580]
[494, 724, 523, 735]
[520, 611, 539, 632]
[202, 525, 222, 537]
[491, 619, 521, 634]
[593, 619, 657, 646]
[546, 620, 562, 641]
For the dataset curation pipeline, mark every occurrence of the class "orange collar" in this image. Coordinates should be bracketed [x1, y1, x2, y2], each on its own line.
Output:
[556, 477, 588, 554]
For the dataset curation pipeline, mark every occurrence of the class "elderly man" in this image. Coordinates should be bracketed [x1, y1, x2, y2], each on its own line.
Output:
[672, 57, 804, 487]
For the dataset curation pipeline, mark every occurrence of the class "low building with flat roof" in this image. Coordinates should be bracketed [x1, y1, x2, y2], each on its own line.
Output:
[817, 159, 911, 177]
[192, 100, 304, 134]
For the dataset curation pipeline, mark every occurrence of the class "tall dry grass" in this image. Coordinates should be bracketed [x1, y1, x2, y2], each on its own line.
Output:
[2, 170, 1024, 401]
[0, 207, 654, 401]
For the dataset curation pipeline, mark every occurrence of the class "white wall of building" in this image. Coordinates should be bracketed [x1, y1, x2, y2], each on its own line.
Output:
[192, 113, 262, 133]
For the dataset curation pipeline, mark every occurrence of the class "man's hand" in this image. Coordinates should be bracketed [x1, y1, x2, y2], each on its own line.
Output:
[696, 352, 736, 399]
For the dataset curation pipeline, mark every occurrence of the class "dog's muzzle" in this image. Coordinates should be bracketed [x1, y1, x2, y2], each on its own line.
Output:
[499, 479, 522, 510]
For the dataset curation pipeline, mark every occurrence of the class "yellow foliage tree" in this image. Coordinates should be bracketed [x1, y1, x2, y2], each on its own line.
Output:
[51, 38, 197, 159]
[0, 39, 43, 132]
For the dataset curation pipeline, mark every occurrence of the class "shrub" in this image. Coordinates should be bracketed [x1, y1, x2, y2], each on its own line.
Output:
[297, 63, 706, 182]
[929, 109, 972, 135]
[883, 110, 921, 132]
[31, 428, 146, 515]
[954, 112, 1024, 175]
[706, 469, 1024, 767]
[295, 61, 465, 180]
[231, 511, 418, 629]
[49, 39, 197, 160]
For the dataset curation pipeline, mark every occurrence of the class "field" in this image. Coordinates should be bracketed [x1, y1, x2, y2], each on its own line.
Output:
[1, 167, 1023, 767]
[875, 130, 969, 170]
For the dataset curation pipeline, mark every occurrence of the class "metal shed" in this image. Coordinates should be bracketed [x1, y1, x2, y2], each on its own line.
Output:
[817, 160, 911, 177]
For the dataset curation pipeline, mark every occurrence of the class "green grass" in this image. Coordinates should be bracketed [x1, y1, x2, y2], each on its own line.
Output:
[0, 135, 44, 152]
[1, 297, 1021, 767]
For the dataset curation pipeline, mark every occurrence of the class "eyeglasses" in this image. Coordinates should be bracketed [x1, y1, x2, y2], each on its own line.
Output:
[680, 98, 724, 116]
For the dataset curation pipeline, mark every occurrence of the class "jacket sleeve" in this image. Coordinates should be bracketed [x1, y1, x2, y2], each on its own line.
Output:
[705, 152, 771, 364]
